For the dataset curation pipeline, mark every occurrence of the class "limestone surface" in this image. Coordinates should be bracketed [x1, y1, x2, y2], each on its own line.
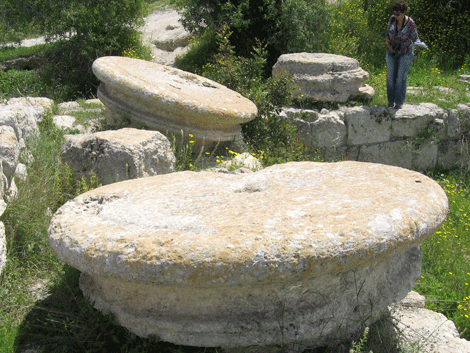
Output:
[281, 102, 465, 171]
[48, 161, 447, 351]
[389, 292, 470, 353]
[92, 56, 258, 143]
[0, 126, 20, 180]
[272, 53, 374, 102]
[61, 128, 175, 185]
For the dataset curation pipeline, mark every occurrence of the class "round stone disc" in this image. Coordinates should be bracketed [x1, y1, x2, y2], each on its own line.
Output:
[48, 161, 448, 287]
[92, 56, 258, 141]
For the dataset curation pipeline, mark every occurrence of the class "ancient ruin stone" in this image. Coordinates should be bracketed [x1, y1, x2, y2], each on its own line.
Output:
[92, 56, 258, 143]
[48, 161, 447, 351]
[61, 128, 175, 185]
[389, 292, 470, 353]
[0, 126, 20, 180]
[272, 53, 374, 103]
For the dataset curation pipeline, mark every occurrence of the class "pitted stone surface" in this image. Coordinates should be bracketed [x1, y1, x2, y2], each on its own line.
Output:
[272, 53, 374, 102]
[61, 128, 175, 185]
[48, 161, 448, 350]
[92, 56, 258, 142]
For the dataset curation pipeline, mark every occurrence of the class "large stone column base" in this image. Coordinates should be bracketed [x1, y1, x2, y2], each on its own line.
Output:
[79, 246, 421, 352]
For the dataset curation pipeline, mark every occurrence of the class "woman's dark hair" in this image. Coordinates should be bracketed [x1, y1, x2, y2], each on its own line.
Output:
[393, 1, 407, 13]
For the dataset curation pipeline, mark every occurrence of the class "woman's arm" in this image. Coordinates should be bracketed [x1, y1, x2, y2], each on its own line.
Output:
[385, 16, 395, 52]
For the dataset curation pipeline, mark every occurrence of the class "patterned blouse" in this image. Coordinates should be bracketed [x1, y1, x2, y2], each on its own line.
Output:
[385, 15, 419, 54]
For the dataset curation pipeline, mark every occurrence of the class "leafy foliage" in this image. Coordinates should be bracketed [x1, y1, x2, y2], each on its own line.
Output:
[327, 0, 385, 71]
[408, 0, 470, 69]
[172, 0, 330, 70]
[0, 0, 149, 101]
[201, 28, 317, 166]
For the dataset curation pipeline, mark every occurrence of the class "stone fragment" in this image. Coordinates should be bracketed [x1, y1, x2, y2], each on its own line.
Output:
[0, 105, 22, 140]
[346, 106, 391, 146]
[281, 107, 347, 148]
[0, 125, 20, 180]
[48, 161, 448, 351]
[0, 165, 7, 200]
[92, 56, 257, 144]
[6, 177, 18, 202]
[445, 109, 460, 139]
[0, 200, 6, 216]
[57, 101, 80, 113]
[272, 53, 374, 103]
[1, 105, 38, 140]
[7, 97, 53, 120]
[458, 74, 470, 84]
[389, 292, 470, 353]
[407, 86, 425, 96]
[358, 140, 412, 170]
[458, 103, 470, 126]
[437, 139, 460, 170]
[391, 103, 445, 139]
[428, 117, 446, 140]
[52, 115, 78, 130]
[85, 98, 104, 106]
[61, 128, 175, 185]
[5, 97, 53, 139]
[14, 163, 27, 182]
[412, 139, 438, 172]
[139, 9, 192, 65]
[311, 112, 347, 147]
[219, 152, 263, 172]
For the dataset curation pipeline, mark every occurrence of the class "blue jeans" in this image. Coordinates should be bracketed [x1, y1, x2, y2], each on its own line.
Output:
[386, 49, 414, 106]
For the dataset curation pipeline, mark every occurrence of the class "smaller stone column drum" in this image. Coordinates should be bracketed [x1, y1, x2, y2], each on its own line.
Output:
[48, 161, 448, 352]
[273, 53, 375, 103]
[92, 56, 258, 144]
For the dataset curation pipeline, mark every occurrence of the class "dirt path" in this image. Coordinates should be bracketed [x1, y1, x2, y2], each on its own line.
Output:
[4, 8, 190, 66]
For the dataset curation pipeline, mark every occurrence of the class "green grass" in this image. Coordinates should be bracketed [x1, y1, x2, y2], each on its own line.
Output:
[0, 43, 51, 62]
[415, 172, 470, 340]
[367, 54, 470, 109]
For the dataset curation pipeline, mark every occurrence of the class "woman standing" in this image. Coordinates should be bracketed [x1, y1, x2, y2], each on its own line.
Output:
[385, 1, 420, 109]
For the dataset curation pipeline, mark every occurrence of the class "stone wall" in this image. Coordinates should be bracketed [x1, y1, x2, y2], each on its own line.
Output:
[282, 102, 470, 172]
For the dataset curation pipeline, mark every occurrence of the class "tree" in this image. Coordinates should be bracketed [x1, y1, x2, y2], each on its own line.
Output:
[0, 0, 148, 100]
[172, 0, 330, 71]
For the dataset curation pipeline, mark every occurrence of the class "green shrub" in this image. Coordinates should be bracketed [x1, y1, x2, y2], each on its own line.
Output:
[173, 0, 330, 71]
[174, 29, 219, 74]
[0, 70, 46, 101]
[327, 0, 385, 71]
[0, 0, 149, 101]
[201, 28, 317, 166]
[409, 0, 470, 70]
